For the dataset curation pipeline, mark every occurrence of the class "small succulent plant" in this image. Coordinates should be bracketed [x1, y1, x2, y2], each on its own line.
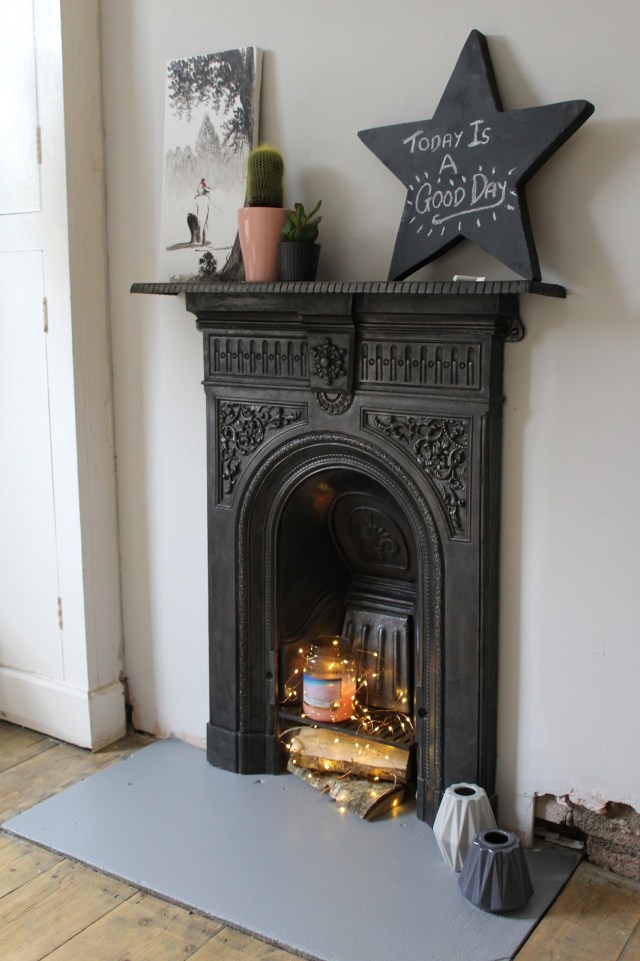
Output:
[281, 200, 322, 243]
[246, 144, 284, 208]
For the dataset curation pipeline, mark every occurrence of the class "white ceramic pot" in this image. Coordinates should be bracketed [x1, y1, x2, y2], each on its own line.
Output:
[432, 782, 497, 871]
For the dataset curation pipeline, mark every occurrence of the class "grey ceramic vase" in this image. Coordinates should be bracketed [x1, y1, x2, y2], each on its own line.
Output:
[458, 829, 534, 912]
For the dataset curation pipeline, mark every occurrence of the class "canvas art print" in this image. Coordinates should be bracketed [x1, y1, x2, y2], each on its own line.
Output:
[158, 47, 262, 281]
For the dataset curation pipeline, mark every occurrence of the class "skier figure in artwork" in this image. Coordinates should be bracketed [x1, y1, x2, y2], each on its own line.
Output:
[193, 177, 211, 245]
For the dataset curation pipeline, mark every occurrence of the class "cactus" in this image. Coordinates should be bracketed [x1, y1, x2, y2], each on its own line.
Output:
[246, 144, 284, 208]
[281, 200, 322, 243]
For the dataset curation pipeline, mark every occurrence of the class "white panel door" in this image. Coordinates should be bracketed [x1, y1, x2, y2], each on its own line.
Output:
[0, 0, 62, 687]
[0, 0, 124, 745]
[0, 250, 61, 675]
[0, 0, 41, 214]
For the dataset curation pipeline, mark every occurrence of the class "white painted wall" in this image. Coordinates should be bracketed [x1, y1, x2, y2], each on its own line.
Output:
[100, 0, 640, 830]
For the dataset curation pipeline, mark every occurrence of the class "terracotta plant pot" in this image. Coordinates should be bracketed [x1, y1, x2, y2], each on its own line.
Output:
[277, 242, 321, 281]
[238, 207, 286, 282]
[432, 782, 497, 871]
[458, 829, 534, 912]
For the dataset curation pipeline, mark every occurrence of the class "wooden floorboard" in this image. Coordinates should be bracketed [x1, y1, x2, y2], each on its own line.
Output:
[0, 857, 135, 961]
[41, 890, 223, 961]
[0, 733, 151, 823]
[190, 927, 304, 960]
[620, 920, 640, 960]
[0, 720, 639, 961]
[513, 861, 640, 960]
[0, 721, 58, 774]
[0, 834, 62, 899]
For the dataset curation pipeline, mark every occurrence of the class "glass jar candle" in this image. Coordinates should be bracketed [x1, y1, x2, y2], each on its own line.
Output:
[303, 636, 357, 723]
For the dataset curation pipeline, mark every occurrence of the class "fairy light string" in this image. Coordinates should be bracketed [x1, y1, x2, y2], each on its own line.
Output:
[279, 637, 415, 787]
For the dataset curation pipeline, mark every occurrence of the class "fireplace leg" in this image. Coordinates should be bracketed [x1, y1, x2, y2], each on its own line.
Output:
[418, 776, 444, 827]
[206, 723, 280, 775]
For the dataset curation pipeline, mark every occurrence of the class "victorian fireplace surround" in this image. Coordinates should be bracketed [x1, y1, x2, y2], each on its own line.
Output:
[133, 278, 564, 825]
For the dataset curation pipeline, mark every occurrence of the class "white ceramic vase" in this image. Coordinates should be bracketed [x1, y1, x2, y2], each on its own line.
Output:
[432, 782, 497, 871]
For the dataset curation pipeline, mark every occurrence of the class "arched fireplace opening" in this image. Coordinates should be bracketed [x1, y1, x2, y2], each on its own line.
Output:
[235, 433, 444, 823]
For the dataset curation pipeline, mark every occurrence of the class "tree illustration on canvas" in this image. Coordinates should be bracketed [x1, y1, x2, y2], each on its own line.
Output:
[158, 47, 262, 281]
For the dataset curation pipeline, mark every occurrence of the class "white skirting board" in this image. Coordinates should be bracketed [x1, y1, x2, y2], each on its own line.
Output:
[3, 739, 580, 961]
[0, 666, 126, 749]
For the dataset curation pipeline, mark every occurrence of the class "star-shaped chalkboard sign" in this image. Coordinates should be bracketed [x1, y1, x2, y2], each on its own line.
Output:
[358, 30, 594, 280]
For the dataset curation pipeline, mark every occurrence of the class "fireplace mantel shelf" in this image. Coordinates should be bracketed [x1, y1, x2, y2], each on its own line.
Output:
[132, 280, 565, 343]
[131, 278, 565, 298]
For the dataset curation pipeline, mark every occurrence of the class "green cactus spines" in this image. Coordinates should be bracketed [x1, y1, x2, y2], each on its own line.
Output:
[246, 144, 284, 208]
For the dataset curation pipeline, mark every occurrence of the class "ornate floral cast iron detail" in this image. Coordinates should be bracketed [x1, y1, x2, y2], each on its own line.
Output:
[219, 402, 302, 499]
[371, 414, 469, 535]
[310, 337, 347, 386]
[357, 510, 401, 563]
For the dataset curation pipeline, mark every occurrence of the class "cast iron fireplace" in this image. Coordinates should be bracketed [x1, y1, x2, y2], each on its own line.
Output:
[133, 278, 564, 825]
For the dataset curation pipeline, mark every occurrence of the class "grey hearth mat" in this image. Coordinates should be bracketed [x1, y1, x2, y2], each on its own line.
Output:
[4, 739, 579, 961]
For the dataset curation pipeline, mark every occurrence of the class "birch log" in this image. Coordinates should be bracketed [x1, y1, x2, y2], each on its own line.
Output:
[288, 759, 405, 819]
[286, 727, 409, 784]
